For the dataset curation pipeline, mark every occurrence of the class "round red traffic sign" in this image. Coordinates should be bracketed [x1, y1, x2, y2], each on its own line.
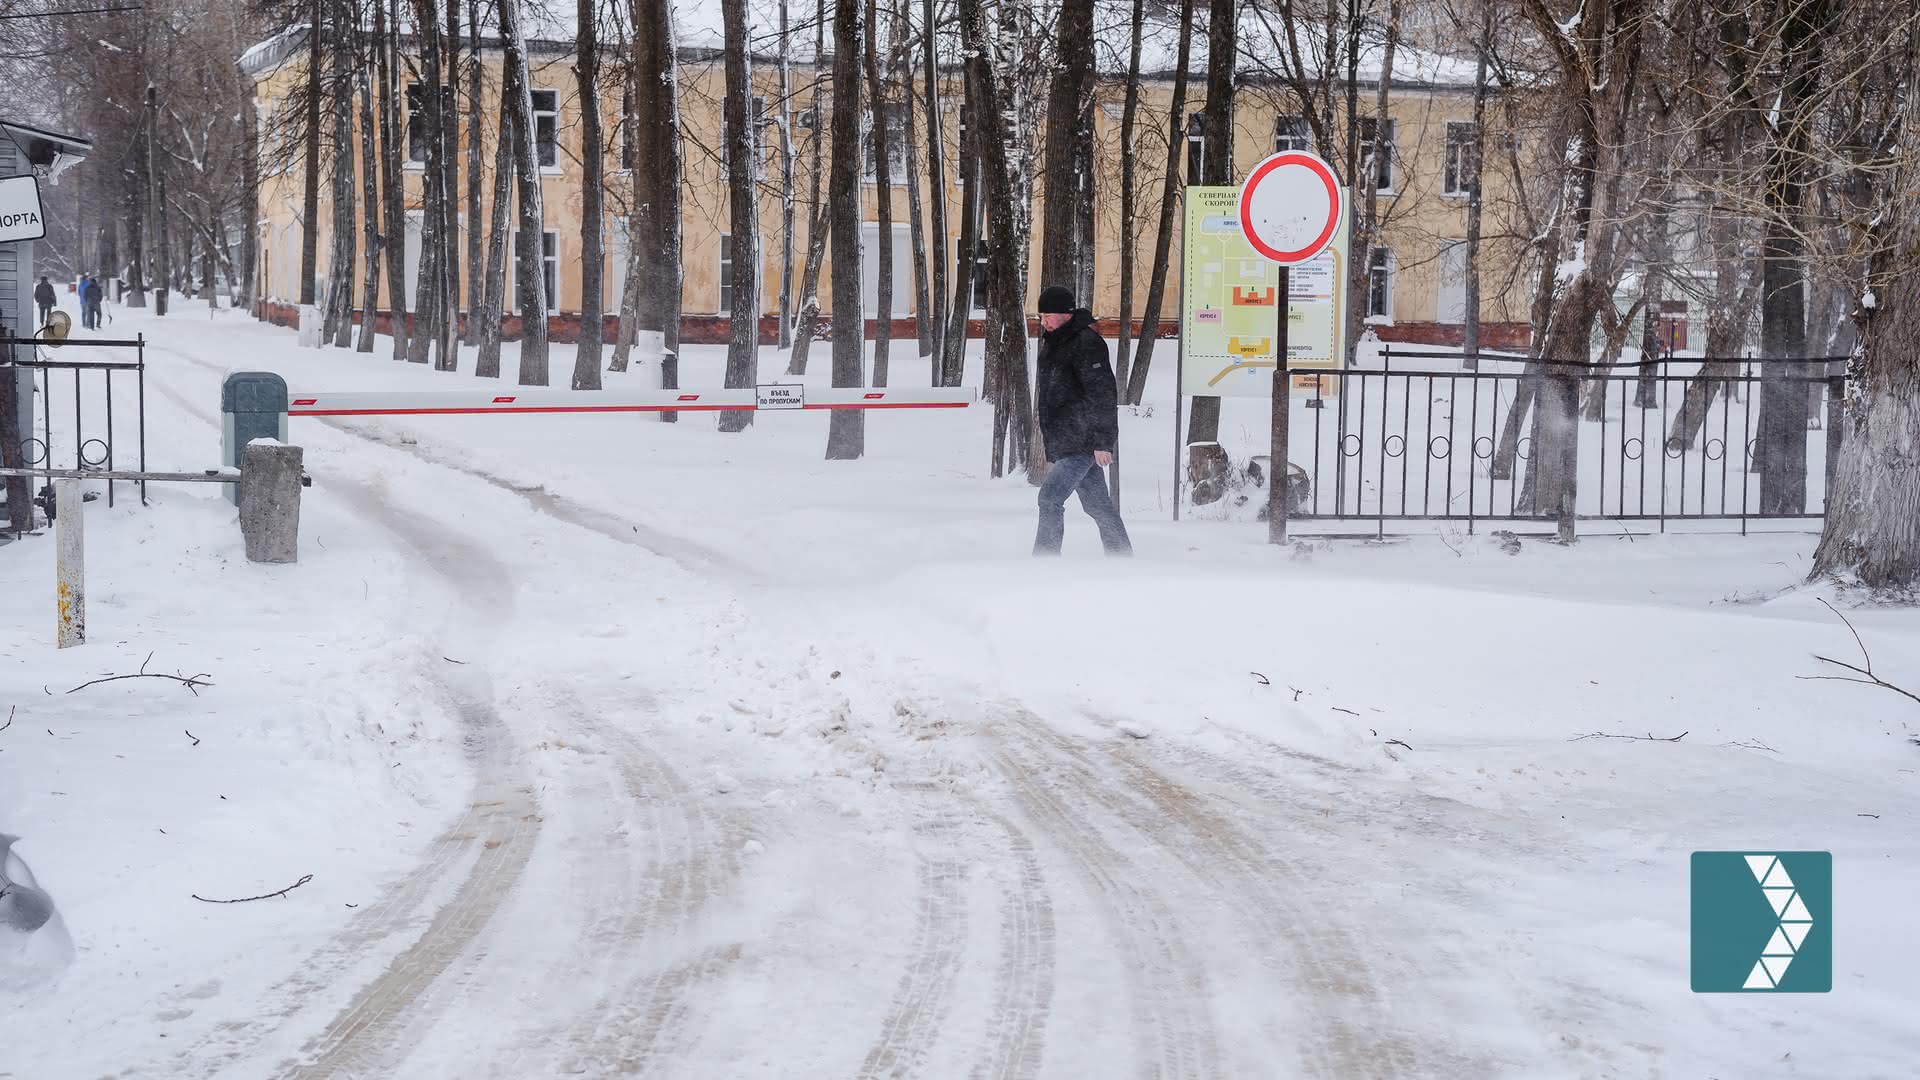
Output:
[1238, 151, 1344, 265]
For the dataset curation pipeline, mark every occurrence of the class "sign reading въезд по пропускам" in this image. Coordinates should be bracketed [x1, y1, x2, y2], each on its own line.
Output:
[0, 174, 46, 244]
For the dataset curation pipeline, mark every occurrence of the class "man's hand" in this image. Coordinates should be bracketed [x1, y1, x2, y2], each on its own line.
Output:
[1093, 450, 1113, 467]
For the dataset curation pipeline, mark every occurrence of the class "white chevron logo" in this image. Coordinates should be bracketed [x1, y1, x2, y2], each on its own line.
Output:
[1743, 855, 1815, 990]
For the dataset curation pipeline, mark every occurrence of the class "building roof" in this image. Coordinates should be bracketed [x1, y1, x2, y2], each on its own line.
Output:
[0, 119, 92, 183]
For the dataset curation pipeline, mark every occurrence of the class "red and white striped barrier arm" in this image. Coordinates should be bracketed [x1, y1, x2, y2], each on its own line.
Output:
[285, 386, 974, 417]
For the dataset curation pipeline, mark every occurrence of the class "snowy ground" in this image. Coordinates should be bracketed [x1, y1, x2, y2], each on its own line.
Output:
[3, 297, 1917, 1079]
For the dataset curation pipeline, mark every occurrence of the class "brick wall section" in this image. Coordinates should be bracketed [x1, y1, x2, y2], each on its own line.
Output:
[255, 302, 1531, 352]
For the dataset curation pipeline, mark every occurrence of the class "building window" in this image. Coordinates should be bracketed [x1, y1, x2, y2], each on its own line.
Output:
[531, 89, 559, 170]
[514, 230, 559, 312]
[1445, 122, 1477, 196]
[1274, 114, 1312, 155]
[718, 231, 734, 315]
[864, 101, 907, 184]
[969, 238, 992, 315]
[1359, 117, 1395, 192]
[1368, 247, 1394, 319]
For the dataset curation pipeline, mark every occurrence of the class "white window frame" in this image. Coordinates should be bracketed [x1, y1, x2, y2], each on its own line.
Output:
[531, 88, 561, 174]
[1444, 122, 1477, 198]
[1273, 114, 1312, 155]
[1437, 240, 1469, 323]
[1367, 246, 1395, 321]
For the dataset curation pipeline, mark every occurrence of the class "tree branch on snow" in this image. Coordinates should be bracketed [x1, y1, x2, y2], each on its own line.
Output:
[65, 653, 214, 696]
[1572, 730, 1688, 742]
[1797, 600, 1920, 708]
[192, 873, 313, 904]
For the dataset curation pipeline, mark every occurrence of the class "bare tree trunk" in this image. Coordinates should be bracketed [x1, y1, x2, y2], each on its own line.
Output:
[238, 61, 260, 313]
[155, 158, 172, 316]
[786, 0, 829, 377]
[477, 99, 514, 378]
[442, 0, 462, 360]
[1123, 0, 1195, 407]
[1039, 0, 1093, 290]
[623, 0, 682, 418]
[776, 0, 797, 350]
[357, 64, 382, 352]
[719, 0, 759, 429]
[378, 0, 409, 358]
[1182, 0, 1239, 474]
[1112, 0, 1145, 396]
[466, 0, 483, 346]
[573, 0, 606, 389]
[920, 0, 947, 381]
[1460, 2, 1490, 367]
[408, 0, 447, 365]
[501, 0, 549, 385]
[959, 0, 1034, 479]
[865, 0, 894, 389]
[940, 103, 977, 389]
[897, 10, 932, 369]
[300, 0, 321, 306]
[825, 0, 866, 459]
[610, 62, 643, 372]
[325, 0, 356, 349]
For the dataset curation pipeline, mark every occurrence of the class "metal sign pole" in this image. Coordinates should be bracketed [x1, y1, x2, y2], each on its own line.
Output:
[1173, 186, 1187, 522]
[1268, 265, 1291, 544]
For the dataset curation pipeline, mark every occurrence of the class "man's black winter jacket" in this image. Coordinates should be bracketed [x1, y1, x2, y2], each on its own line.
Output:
[1035, 309, 1119, 459]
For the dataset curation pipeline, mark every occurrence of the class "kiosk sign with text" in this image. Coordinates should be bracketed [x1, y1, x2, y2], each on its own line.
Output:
[0, 175, 47, 243]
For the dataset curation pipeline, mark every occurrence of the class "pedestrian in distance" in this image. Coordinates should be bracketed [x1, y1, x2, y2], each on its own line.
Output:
[1032, 284, 1132, 557]
[33, 276, 54, 328]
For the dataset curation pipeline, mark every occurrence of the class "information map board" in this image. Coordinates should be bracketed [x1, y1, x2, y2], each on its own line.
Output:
[1179, 186, 1347, 397]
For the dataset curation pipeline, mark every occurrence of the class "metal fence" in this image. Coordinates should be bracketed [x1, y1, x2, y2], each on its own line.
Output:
[2, 335, 148, 509]
[1281, 347, 1848, 536]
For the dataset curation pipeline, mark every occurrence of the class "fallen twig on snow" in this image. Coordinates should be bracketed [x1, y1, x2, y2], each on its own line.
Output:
[1858, 813, 1880, 819]
[1572, 730, 1688, 743]
[184, 729, 200, 747]
[1386, 738, 1414, 751]
[1724, 738, 1778, 753]
[192, 873, 312, 904]
[1, 706, 12, 732]
[1797, 600, 1920, 708]
[66, 653, 213, 697]
[1289, 686, 1304, 701]
[1331, 706, 1359, 717]
[1250, 672, 1270, 685]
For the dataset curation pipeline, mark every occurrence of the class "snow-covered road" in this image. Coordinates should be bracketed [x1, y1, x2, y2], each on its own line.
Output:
[5, 307, 1918, 1078]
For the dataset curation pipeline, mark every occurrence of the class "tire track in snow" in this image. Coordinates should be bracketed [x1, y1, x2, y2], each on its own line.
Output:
[559, 721, 742, 1075]
[857, 797, 972, 1080]
[139, 375, 539, 1080]
[969, 809, 1056, 1080]
[985, 728, 1225, 1080]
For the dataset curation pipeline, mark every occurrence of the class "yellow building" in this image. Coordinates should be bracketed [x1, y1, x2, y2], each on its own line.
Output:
[244, 27, 1535, 348]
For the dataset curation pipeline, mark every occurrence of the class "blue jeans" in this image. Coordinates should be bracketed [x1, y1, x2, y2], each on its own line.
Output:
[1035, 453, 1132, 556]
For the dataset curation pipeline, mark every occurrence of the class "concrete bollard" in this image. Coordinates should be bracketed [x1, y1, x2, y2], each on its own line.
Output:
[239, 440, 303, 563]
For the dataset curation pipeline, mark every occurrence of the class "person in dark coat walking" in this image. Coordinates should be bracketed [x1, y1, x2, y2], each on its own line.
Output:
[1033, 284, 1132, 556]
[33, 276, 54, 327]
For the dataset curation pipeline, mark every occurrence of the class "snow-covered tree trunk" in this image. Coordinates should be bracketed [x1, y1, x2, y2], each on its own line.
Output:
[894, 7, 932, 368]
[1460, 3, 1490, 368]
[441, 0, 462, 362]
[918, 0, 947, 381]
[621, 0, 682, 417]
[1112, 0, 1145, 397]
[356, 64, 381, 352]
[1122, 0, 1195, 407]
[325, 0, 356, 349]
[573, 0, 605, 390]
[377, 0, 409, 359]
[408, 0, 448, 364]
[864, 0, 893, 389]
[299, 0, 321, 306]
[500, 0, 549, 385]
[477, 100, 514, 378]
[1038, 0, 1093, 293]
[719, 0, 758, 428]
[825, 0, 866, 460]
[465, 0, 484, 347]
[776, 0, 797, 351]
[939, 100, 977, 390]
[238, 61, 260, 314]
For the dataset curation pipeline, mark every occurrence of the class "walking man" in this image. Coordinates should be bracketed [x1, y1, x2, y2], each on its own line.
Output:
[1033, 284, 1132, 556]
[33, 276, 54, 328]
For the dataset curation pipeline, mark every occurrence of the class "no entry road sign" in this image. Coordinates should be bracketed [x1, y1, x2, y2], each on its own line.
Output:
[1238, 151, 1343, 266]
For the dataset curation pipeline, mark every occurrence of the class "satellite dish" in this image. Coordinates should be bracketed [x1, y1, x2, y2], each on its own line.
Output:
[41, 309, 69, 348]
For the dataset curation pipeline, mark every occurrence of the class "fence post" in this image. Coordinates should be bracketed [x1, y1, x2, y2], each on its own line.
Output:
[55, 477, 84, 648]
